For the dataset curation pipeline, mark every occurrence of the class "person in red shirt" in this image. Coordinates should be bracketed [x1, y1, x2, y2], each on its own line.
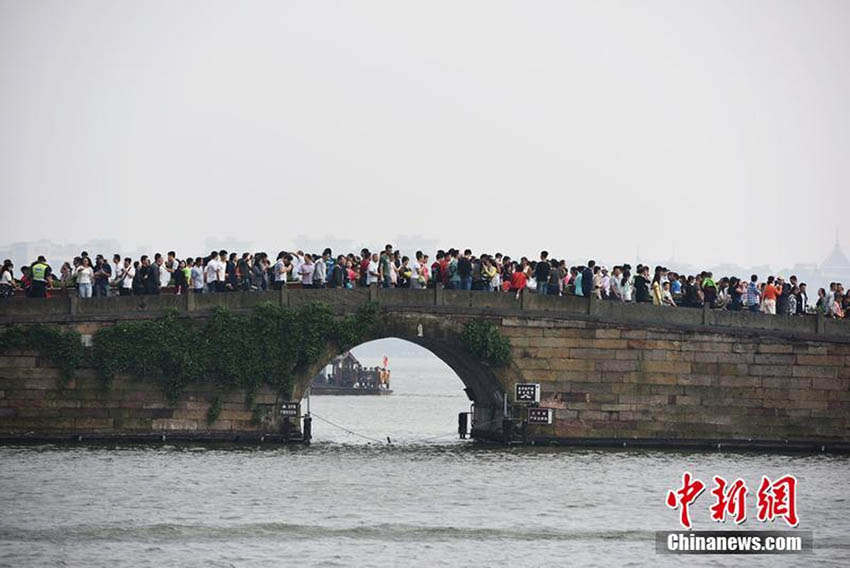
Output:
[761, 276, 780, 315]
[430, 250, 444, 289]
[359, 249, 370, 288]
[510, 262, 527, 297]
[439, 251, 450, 286]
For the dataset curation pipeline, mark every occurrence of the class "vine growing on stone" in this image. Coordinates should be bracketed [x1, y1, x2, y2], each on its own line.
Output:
[90, 301, 378, 402]
[461, 320, 512, 367]
[0, 324, 84, 386]
[206, 396, 222, 424]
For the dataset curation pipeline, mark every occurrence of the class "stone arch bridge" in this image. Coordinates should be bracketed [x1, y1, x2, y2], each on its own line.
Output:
[1, 286, 849, 450]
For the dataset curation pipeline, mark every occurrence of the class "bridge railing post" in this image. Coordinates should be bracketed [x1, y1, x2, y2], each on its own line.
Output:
[434, 283, 444, 306]
[279, 286, 289, 308]
[185, 291, 195, 312]
[369, 283, 379, 304]
[816, 310, 825, 335]
[69, 295, 78, 316]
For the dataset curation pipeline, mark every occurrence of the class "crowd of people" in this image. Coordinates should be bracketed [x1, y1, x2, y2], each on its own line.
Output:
[1, 246, 848, 319]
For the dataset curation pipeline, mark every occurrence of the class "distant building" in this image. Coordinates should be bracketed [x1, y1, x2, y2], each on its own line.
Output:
[0, 239, 125, 272]
[820, 236, 850, 287]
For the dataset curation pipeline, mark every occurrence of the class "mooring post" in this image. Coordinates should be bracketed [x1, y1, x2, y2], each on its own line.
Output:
[302, 415, 312, 445]
[502, 392, 511, 445]
[458, 412, 468, 439]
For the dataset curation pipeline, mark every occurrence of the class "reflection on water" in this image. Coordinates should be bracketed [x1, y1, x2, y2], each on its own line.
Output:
[1, 351, 848, 567]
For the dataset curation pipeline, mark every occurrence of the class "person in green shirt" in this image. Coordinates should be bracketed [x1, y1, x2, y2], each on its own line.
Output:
[379, 245, 393, 288]
[701, 271, 717, 307]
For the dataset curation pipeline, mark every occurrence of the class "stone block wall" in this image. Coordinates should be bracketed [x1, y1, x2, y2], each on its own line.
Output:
[0, 350, 281, 440]
[502, 316, 850, 445]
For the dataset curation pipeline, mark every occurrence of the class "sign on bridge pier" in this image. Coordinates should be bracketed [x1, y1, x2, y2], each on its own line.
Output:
[515, 383, 541, 404]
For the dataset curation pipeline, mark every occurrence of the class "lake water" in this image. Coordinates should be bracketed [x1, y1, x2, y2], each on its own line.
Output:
[1, 341, 848, 567]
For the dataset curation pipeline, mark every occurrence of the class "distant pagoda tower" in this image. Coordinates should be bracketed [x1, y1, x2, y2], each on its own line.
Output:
[820, 229, 850, 285]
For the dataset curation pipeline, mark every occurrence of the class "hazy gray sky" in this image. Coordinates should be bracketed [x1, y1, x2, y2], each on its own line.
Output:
[2, 0, 848, 268]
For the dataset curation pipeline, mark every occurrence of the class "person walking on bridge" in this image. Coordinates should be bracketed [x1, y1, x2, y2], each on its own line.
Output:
[457, 249, 473, 291]
[761, 276, 780, 315]
[93, 255, 111, 297]
[535, 252, 550, 296]
[74, 257, 94, 298]
[28, 256, 52, 298]
[745, 275, 760, 312]
[581, 261, 595, 298]
[0, 260, 14, 298]
[117, 257, 134, 296]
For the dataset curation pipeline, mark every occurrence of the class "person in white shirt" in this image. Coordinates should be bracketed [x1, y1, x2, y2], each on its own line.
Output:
[291, 251, 303, 279]
[116, 257, 135, 296]
[215, 250, 227, 291]
[600, 267, 611, 298]
[204, 255, 218, 293]
[367, 253, 380, 286]
[153, 253, 170, 288]
[111, 254, 123, 295]
[75, 257, 94, 298]
[609, 266, 623, 301]
[410, 254, 422, 289]
[164, 251, 179, 287]
[0, 260, 14, 298]
[312, 252, 328, 288]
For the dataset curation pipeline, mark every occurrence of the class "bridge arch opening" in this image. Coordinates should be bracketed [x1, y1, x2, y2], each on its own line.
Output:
[298, 337, 503, 444]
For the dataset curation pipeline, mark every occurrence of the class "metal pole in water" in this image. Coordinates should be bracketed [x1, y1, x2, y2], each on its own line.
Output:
[303, 388, 312, 445]
[302, 415, 312, 445]
[458, 412, 468, 439]
[502, 392, 511, 445]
